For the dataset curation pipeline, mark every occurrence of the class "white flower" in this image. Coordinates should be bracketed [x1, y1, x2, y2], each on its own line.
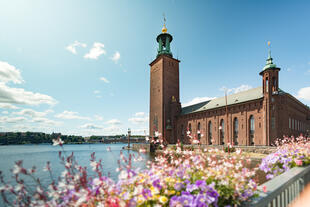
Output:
[187, 130, 191, 135]
[90, 161, 97, 170]
[155, 131, 161, 137]
[52, 138, 64, 146]
[12, 164, 21, 174]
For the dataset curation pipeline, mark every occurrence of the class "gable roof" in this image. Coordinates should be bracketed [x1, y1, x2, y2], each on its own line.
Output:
[181, 87, 264, 115]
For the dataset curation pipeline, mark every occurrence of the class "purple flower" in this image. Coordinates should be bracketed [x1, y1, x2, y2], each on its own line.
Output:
[186, 183, 198, 192]
[142, 188, 152, 199]
[174, 182, 184, 191]
[152, 178, 162, 190]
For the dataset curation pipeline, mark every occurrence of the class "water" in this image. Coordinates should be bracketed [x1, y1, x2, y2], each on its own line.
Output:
[0, 143, 152, 205]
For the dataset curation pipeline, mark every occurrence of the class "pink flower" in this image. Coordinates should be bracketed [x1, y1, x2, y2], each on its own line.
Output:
[262, 185, 267, 193]
[295, 159, 303, 166]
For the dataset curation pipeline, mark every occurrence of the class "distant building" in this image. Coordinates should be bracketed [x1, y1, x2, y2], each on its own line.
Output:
[149, 23, 310, 146]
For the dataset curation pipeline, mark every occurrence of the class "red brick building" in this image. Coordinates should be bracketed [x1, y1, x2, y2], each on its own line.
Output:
[149, 25, 310, 146]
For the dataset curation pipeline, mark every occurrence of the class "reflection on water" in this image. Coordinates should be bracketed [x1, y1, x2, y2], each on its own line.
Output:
[0, 143, 152, 205]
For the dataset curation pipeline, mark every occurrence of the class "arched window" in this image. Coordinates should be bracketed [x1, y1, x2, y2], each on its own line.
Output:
[233, 117, 238, 145]
[272, 77, 276, 91]
[208, 121, 212, 145]
[249, 115, 255, 145]
[181, 124, 184, 142]
[220, 119, 225, 145]
[197, 122, 201, 140]
[289, 118, 291, 129]
[189, 123, 192, 133]
[266, 78, 269, 93]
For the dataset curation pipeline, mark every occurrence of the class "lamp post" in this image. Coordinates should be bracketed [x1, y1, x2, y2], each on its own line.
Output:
[128, 128, 131, 149]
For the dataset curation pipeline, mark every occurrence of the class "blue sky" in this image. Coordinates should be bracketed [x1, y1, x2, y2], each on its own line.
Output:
[0, 0, 310, 136]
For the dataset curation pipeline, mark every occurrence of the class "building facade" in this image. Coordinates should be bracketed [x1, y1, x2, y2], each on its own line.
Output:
[149, 25, 310, 146]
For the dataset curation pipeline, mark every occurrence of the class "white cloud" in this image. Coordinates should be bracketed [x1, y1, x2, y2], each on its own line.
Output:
[66, 41, 87, 54]
[32, 117, 61, 126]
[0, 61, 24, 84]
[81, 123, 103, 129]
[103, 125, 122, 134]
[2, 111, 9, 114]
[0, 116, 27, 123]
[297, 87, 310, 101]
[0, 103, 19, 109]
[13, 108, 52, 118]
[0, 82, 57, 106]
[106, 119, 121, 125]
[221, 84, 252, 94]
[135, 112, 145, 117]
[182, 97, 216, 107]
[84, 42, 106, 59]
[99, 77, 110, 83]
[93, 90, 100, 94]
[131, 128, 147, 135]
[94, 115, 103, 121]
[55, 111, 91, 120]
[129, 116, 148, 124]
[110, 51, 120, 63]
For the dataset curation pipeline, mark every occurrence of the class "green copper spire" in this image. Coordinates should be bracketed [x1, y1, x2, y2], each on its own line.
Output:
[156, 17, 173, 58]
[262, 42, 276, 71]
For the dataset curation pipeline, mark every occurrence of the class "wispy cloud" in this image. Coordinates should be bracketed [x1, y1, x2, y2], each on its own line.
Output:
[106, 119, 121, 125]
[0, 103, 19, 109]
[13, 108, 53, 118]
[182, 97, 216, 107]
[84, 42, 106, 59]
[94, 115, 103, 121]
[80, 123, 103, 129]
[135, 112, 145, 117]
[110, 51, 120, 63]
[55, 111, 91, 120]
[32, 117, 61, 126]
[93, 90, 100, 94]
[99, 76, 110, 83]
[0, 116, 27, 123]
[220, 84, 252, 94]
[128, 112, 148, 124]
[66, 41, 87, 54]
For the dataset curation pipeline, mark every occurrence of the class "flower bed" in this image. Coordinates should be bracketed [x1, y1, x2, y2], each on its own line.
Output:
[0, 136, 309, 207]
[259, 136, 310, 180]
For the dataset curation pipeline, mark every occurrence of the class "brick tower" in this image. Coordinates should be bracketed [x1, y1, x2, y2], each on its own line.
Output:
[149, 21, 181, 144]
[260, 43, 281, 145]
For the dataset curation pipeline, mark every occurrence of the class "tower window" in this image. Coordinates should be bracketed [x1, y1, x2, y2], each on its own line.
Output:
[266, 78, 269, 93]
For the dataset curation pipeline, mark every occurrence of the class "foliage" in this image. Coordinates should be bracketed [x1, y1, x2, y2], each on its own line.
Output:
[0, 132, 84, 145]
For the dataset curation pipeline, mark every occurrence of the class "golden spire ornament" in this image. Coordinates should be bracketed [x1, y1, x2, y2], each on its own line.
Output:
[162, 13, 167, 33]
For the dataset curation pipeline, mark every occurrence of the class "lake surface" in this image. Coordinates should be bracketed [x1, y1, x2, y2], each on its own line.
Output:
[0, 143, 151, 205]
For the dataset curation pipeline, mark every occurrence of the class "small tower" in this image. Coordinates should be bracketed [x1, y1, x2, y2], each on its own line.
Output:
[260, 42, 281, 145]
[149, 18, 181, 144]
[156, 18, 173, 57]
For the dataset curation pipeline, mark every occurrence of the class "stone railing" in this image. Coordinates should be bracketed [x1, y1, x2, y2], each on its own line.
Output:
[243, 165, 310, 207]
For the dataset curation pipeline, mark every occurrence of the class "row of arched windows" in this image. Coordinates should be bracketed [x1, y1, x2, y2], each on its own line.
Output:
[181, 115, 255, 145]
[289, 117, 308, 132]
